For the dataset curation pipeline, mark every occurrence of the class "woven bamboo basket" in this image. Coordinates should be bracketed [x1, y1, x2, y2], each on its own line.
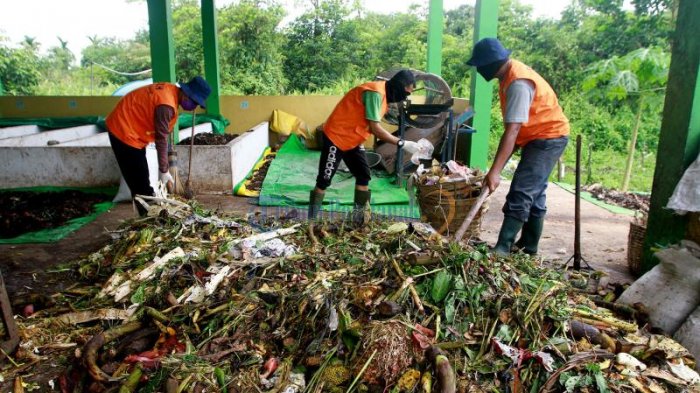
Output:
[627, 221, 646, 276]
[416, 180, 486, 237]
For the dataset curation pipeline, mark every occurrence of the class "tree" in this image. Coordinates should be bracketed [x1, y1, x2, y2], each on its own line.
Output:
[46, 37, 76, 70]
[583, 47, 669, 191]
[284, 0, 355, 92]
[217, 0, 287, 94]
[0, 35, 41, 95]
[81, 36, 151, 87]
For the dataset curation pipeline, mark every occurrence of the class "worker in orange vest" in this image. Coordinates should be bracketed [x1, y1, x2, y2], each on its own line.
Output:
[467, 38, 570, 256]
[309, 70, 421, 224]
[106, 76, 211, 215]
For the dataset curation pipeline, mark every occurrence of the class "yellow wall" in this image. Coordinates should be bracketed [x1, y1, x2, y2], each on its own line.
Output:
[0, 95, 344, 132]
[0, 96, 119, 118]
[0, 95, 470, 135]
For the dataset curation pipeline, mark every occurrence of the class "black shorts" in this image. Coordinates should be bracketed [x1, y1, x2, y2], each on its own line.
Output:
[315, 134, 371, 190]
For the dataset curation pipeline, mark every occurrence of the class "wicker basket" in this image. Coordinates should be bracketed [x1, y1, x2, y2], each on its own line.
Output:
[416, 180, 486, 237]
[627, 221, 646, 276]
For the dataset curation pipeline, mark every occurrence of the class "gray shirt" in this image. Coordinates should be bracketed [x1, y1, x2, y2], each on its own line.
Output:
[504, 79, 535, 123]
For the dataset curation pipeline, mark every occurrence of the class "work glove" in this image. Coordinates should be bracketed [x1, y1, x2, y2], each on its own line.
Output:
[402, 140, 420, 154]
[159, 171, 174, 187]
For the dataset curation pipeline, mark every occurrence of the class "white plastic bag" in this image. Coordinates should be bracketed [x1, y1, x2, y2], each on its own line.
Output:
[112, 143, 160, 202]
[667, 152, 700, 214]
[617, 244, 700, 335]
[410, 138, 434, 164]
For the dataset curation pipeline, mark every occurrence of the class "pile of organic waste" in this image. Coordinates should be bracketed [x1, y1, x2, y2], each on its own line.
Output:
[583, 184, 650, 212]
[4, 197, 698, 393]
[178, 133, 238, 146]
[246, 153, 277, 192]
[0, 190, 111, 239]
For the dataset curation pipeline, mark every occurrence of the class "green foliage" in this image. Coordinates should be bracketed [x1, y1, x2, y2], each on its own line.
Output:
[284, 0, 357, 92]
[0, 35, 41, 95]
[218, 0, 287, 95]
[81, 36, 151, 87]
[0, 0, 679, 192]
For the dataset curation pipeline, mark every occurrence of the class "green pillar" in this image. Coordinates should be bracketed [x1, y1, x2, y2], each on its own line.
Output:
[201, 0, 221, 117]
[147, 0, 176, 83]
[147, 0, 178, 140]
[460, 0, 499, 170]
[426, 0, 443, 75]
[642, 0, 700, 271]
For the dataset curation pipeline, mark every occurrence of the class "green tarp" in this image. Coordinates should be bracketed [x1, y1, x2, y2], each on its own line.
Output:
[0, 187, 116, 244]
[177, 113, 230, 134]
[258, 135, 419, 218]
[553, 182, 636, 216]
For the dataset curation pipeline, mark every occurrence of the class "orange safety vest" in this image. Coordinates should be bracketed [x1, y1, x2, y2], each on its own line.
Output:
[324, 81, 389, 151]
[106, 83, 180, 149]
[498, 60, 569, 147]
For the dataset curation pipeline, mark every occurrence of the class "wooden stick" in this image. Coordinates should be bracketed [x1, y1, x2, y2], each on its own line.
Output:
[391, 259, 425, 314]
[454, 187, 490, 241]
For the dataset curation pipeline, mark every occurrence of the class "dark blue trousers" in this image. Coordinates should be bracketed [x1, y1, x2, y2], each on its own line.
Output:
[503, 136, 568, 222]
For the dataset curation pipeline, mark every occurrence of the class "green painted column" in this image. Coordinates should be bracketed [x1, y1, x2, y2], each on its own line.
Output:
[201, 0, 221, 116]
[642, 0, 700, 271]
[147, 0, 176, 83]
[461, 0, 499, 170]
[426, 0, 443, 75]
[147, 0, 178, 140]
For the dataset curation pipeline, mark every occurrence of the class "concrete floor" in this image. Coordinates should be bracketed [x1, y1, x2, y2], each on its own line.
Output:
[0, 182, 634, 299]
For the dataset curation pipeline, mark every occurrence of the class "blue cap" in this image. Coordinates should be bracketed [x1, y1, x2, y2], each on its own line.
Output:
[180, 76, 212, 108]
[467, 38, 512, 67]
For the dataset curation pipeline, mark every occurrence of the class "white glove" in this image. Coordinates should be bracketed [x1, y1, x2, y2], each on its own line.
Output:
[402, 140, 420, 154]
[159, 171, 174, 186]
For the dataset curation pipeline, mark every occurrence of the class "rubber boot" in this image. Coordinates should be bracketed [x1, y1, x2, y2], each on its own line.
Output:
[515, 216, 544, 255]
[308, 190, 325, 220]
[134, 198, 149, 217]
[352, 189, 371, 226]
[492, 216, 524, 257]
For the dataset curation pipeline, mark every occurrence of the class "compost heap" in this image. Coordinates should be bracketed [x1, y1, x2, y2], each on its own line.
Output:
[0, 190, 111, 238]
[6, 199, 699, 393]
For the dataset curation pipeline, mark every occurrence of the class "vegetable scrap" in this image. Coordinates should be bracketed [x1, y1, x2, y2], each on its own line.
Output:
[3, 198, 698, 393]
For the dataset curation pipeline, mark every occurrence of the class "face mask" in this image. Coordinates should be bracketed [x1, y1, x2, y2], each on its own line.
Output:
[181, 96, 198, 111]
[477, 59, 507, 81]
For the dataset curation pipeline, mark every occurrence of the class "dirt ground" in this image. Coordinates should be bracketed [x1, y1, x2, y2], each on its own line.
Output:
[0, 181, 634, 301]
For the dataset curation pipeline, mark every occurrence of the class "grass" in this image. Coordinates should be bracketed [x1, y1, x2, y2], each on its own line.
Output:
[557, 148, 656, 193]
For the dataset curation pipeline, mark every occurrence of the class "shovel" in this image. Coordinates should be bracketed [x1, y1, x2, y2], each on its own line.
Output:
[454, 187, 490, 242]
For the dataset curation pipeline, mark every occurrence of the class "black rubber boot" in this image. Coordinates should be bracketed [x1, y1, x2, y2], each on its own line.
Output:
[133, 198, 149, 217]
[308, 190, 325, 220]
[515, 216, 544, 255]
[352, 189, 371, 225]
[492, 216, 524, 256]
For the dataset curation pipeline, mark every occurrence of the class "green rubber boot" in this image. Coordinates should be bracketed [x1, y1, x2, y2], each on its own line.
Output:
[352, 189, 371, 225]
[308, 190, 325, 220]
[515, 216, 544, 255]
[492, 216, 524, 256]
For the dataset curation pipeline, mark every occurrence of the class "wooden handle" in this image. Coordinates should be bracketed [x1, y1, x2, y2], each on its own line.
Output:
[454, 187, 490, 241]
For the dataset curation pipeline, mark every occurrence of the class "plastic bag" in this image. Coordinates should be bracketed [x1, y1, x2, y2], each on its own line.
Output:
[270, 109, 309, 139]
[410, 138, 434, 164]
[667, 152, 700, 214]
[113, 143, 159, 203]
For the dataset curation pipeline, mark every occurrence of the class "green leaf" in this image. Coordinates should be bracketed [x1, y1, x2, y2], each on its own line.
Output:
[444, 293, 456, 323]
[431, 270, 453, 303]
[495, 324, 513, 342]
[564, 375, 581, 392]
[130, 284, 145, 304]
